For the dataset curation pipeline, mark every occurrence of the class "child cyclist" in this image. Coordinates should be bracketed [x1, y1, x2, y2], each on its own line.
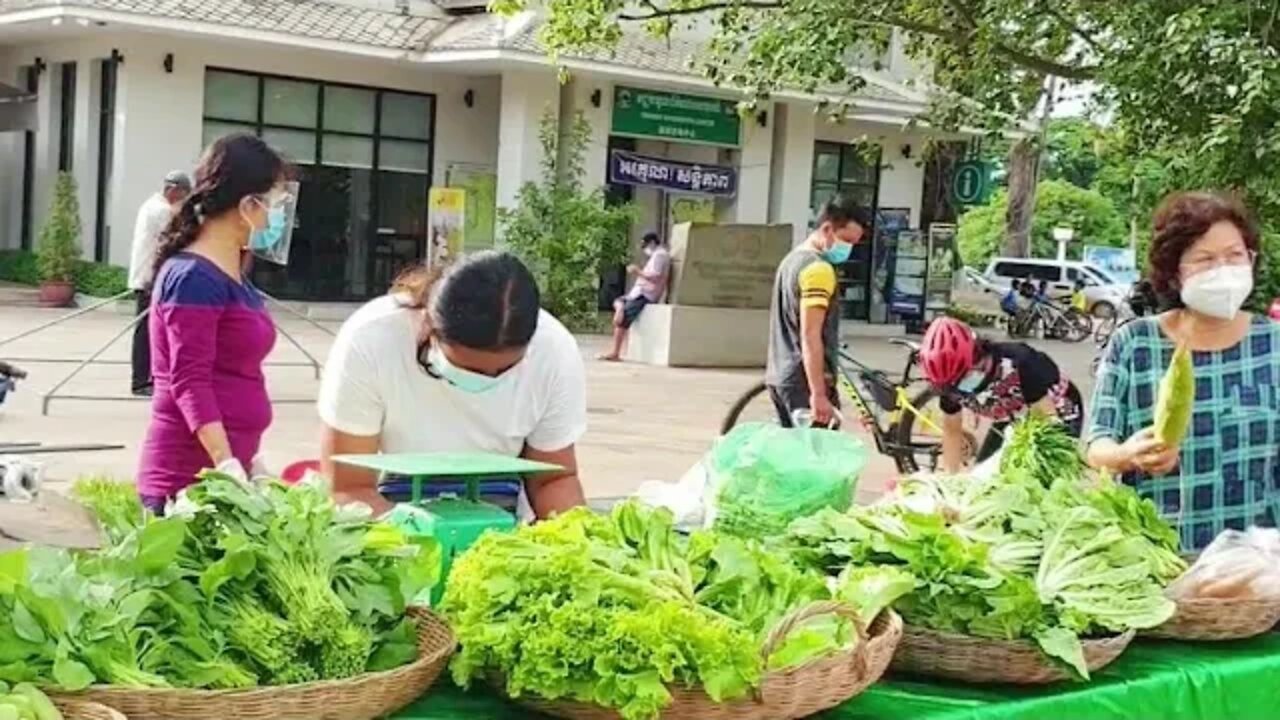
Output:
[918, 316, 1083, 472]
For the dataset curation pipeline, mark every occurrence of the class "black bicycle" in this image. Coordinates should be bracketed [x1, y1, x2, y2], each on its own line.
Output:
[1008, 299, 1093, 342]
[721, 341, 983, 474]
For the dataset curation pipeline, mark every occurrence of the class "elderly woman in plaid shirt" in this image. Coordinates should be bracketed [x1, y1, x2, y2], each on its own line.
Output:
[1087, 192, 1280, 551]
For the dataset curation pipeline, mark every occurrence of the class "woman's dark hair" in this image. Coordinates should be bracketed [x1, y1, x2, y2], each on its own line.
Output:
[393, 250, 541, 350]
[152, 133, 290, 277]
[1148, 191, 1260, 305]
[642, 231, 662, 247]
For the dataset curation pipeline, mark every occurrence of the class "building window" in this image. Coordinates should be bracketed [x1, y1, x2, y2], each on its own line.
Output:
[95, 58, 118, 262]
[201, 69, 435, 301]
[58, 62, 77, 172]
[810, 141, 883, 321]
[20, 65, 37, 251]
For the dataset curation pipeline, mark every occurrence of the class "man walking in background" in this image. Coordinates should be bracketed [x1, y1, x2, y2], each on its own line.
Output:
[765, 195, 869, 427]
[127, 171, 191, 397]
[600, 231, 671, 362]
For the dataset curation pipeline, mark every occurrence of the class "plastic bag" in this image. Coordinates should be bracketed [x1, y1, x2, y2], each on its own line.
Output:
[634, 460, 711, 531]
[706, 422, 868, 538]
[1165, 528, 1280, 601]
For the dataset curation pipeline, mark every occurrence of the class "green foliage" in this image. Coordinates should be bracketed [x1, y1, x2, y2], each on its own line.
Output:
[958, 181, 1126, 267]
[36, 172, 82, 282]
[70, 477, 145, 544]
[508, 1, 1280, 302]
[500, 110, 635, 327]
[0, 251, 40, 286]
[74, 262, 129, 298]
[1041, 118, 1103, 190]
[784, 451, 1183, 680]
[945, 304, 997, 328]
[442, 501, 885, 720]
[0, 474, 439, 691]
[999, 413, 1088, 488]
[0, 250, 129, 298]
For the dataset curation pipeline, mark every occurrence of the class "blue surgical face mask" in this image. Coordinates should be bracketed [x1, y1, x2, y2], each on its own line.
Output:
[824, 239, 853, 264]
[426, 344, 508, 394]
[956, 367, 987, 394]
[250, 204, 288, 251]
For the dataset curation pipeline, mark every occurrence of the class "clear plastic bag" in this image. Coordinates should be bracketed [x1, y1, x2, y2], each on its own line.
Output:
[1165, 528, 1280, 601]
[705, 422, 868, 538]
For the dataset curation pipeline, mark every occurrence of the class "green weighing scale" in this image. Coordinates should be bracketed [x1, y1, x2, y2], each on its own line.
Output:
[332, 452, 562, 604]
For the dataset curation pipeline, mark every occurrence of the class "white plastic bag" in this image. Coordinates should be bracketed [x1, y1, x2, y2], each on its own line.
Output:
[1165, 528, 1280, 601]
[634, 458, 712, 532]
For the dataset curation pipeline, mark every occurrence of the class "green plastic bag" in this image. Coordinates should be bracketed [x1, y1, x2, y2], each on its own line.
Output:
[708, 422, 868, 538]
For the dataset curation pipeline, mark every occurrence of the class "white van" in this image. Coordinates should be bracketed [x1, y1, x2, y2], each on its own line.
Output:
[983, 257, 1129, 317]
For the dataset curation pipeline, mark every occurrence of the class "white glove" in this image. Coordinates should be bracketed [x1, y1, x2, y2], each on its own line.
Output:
[249, 454, 273, 485]
[215, 458, 250, 487]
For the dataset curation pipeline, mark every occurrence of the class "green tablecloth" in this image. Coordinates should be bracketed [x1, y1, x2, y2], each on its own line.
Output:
[396, 634, 1280, 719]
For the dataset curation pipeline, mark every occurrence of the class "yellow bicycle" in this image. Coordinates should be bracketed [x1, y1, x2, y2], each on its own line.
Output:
[720, 340, 974, 473]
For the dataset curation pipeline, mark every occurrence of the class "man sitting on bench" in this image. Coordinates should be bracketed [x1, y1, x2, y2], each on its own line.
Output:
[601, 231, 670, 362]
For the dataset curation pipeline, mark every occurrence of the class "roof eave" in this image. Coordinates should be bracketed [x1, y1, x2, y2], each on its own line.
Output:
[0, 6, 418, 60]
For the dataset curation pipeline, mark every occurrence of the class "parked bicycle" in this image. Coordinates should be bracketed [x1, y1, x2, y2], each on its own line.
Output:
[1008, 298, 1093, 342]
[721, 340, 986, 473]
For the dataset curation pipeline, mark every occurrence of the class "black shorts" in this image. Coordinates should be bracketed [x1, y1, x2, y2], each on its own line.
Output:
[617, 295, 650, 328]
[767, 383, 841, 429]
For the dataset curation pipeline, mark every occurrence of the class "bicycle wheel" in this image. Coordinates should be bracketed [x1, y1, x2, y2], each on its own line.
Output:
[1093, 314, 1116, 345]
[891, 388, 991, 474]
[1063, 309, 1093, 343]
[720, 380, 772, 435]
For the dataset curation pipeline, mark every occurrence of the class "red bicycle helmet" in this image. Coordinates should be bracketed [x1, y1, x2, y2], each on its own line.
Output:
[920, 317, 977, 388]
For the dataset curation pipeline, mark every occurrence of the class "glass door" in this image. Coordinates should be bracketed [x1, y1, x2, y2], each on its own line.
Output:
[810, 142, 881, 320]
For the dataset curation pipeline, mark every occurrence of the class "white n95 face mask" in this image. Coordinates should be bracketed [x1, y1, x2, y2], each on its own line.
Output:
[1180, 265, 1254, 320]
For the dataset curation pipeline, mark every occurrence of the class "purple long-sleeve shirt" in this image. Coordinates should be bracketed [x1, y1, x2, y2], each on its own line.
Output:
[137, 253, 276, 502]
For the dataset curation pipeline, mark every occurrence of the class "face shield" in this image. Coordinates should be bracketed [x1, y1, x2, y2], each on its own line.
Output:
[246, 181, 299, 265]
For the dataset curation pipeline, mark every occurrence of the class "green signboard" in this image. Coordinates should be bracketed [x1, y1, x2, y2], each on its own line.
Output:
[612, 86, 741, 147]
[951, 161, 992, 205]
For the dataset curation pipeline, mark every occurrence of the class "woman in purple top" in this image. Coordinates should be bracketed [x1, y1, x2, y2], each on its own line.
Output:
[137, 134, 291, 510]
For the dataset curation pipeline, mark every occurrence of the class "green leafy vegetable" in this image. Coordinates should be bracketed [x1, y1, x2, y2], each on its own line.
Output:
[0, 473, 440, 691]
[999, 414, 1088, 488]
[785, 467, 1183, 680]
[70, 477, 145, 542]
[443, 501, 867, 720]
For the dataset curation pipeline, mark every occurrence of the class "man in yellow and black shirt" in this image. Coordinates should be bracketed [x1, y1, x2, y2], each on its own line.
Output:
[765, 195, 870, 426]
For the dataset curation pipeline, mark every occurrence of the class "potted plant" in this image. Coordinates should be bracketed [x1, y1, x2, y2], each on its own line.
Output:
[36, 171, 83, 308]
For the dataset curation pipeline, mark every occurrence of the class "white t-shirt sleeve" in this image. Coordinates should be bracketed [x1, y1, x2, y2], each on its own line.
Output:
[526, 330, 588, 452]
[317, 321, 386, 437]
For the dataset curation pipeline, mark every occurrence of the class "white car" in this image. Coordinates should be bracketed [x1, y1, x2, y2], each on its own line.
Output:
[952, 267, 1007, 317]
[982, 257, 1128, 317]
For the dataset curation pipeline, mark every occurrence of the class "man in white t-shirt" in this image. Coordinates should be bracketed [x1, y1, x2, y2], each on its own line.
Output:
[600, 231, 671, 361]
[127, 170, 191, 396]
[318, 251, 588, 520]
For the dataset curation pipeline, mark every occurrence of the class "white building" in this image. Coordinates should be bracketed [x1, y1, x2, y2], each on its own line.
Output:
[0, 0, 968, 321]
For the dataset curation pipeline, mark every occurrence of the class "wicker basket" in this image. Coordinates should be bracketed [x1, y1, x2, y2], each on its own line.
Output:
[51, 608, 454, 720]
[496, 602, 903, 720]
[891, 624, 1135, 684]
[53, 700, 128, 720]
[1145, 597, 1280, 640]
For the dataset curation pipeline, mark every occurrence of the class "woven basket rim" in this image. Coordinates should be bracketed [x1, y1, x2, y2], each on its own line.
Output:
[55, 699, 129, 720]
[493, 607, 903, 720]
[67, 609, 455, 700]
[1144, 594, 1280, 640]
[901, 622, 1135, 649]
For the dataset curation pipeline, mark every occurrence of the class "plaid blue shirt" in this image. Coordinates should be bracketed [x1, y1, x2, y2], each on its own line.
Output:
[1087, 316, 1280, 551]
